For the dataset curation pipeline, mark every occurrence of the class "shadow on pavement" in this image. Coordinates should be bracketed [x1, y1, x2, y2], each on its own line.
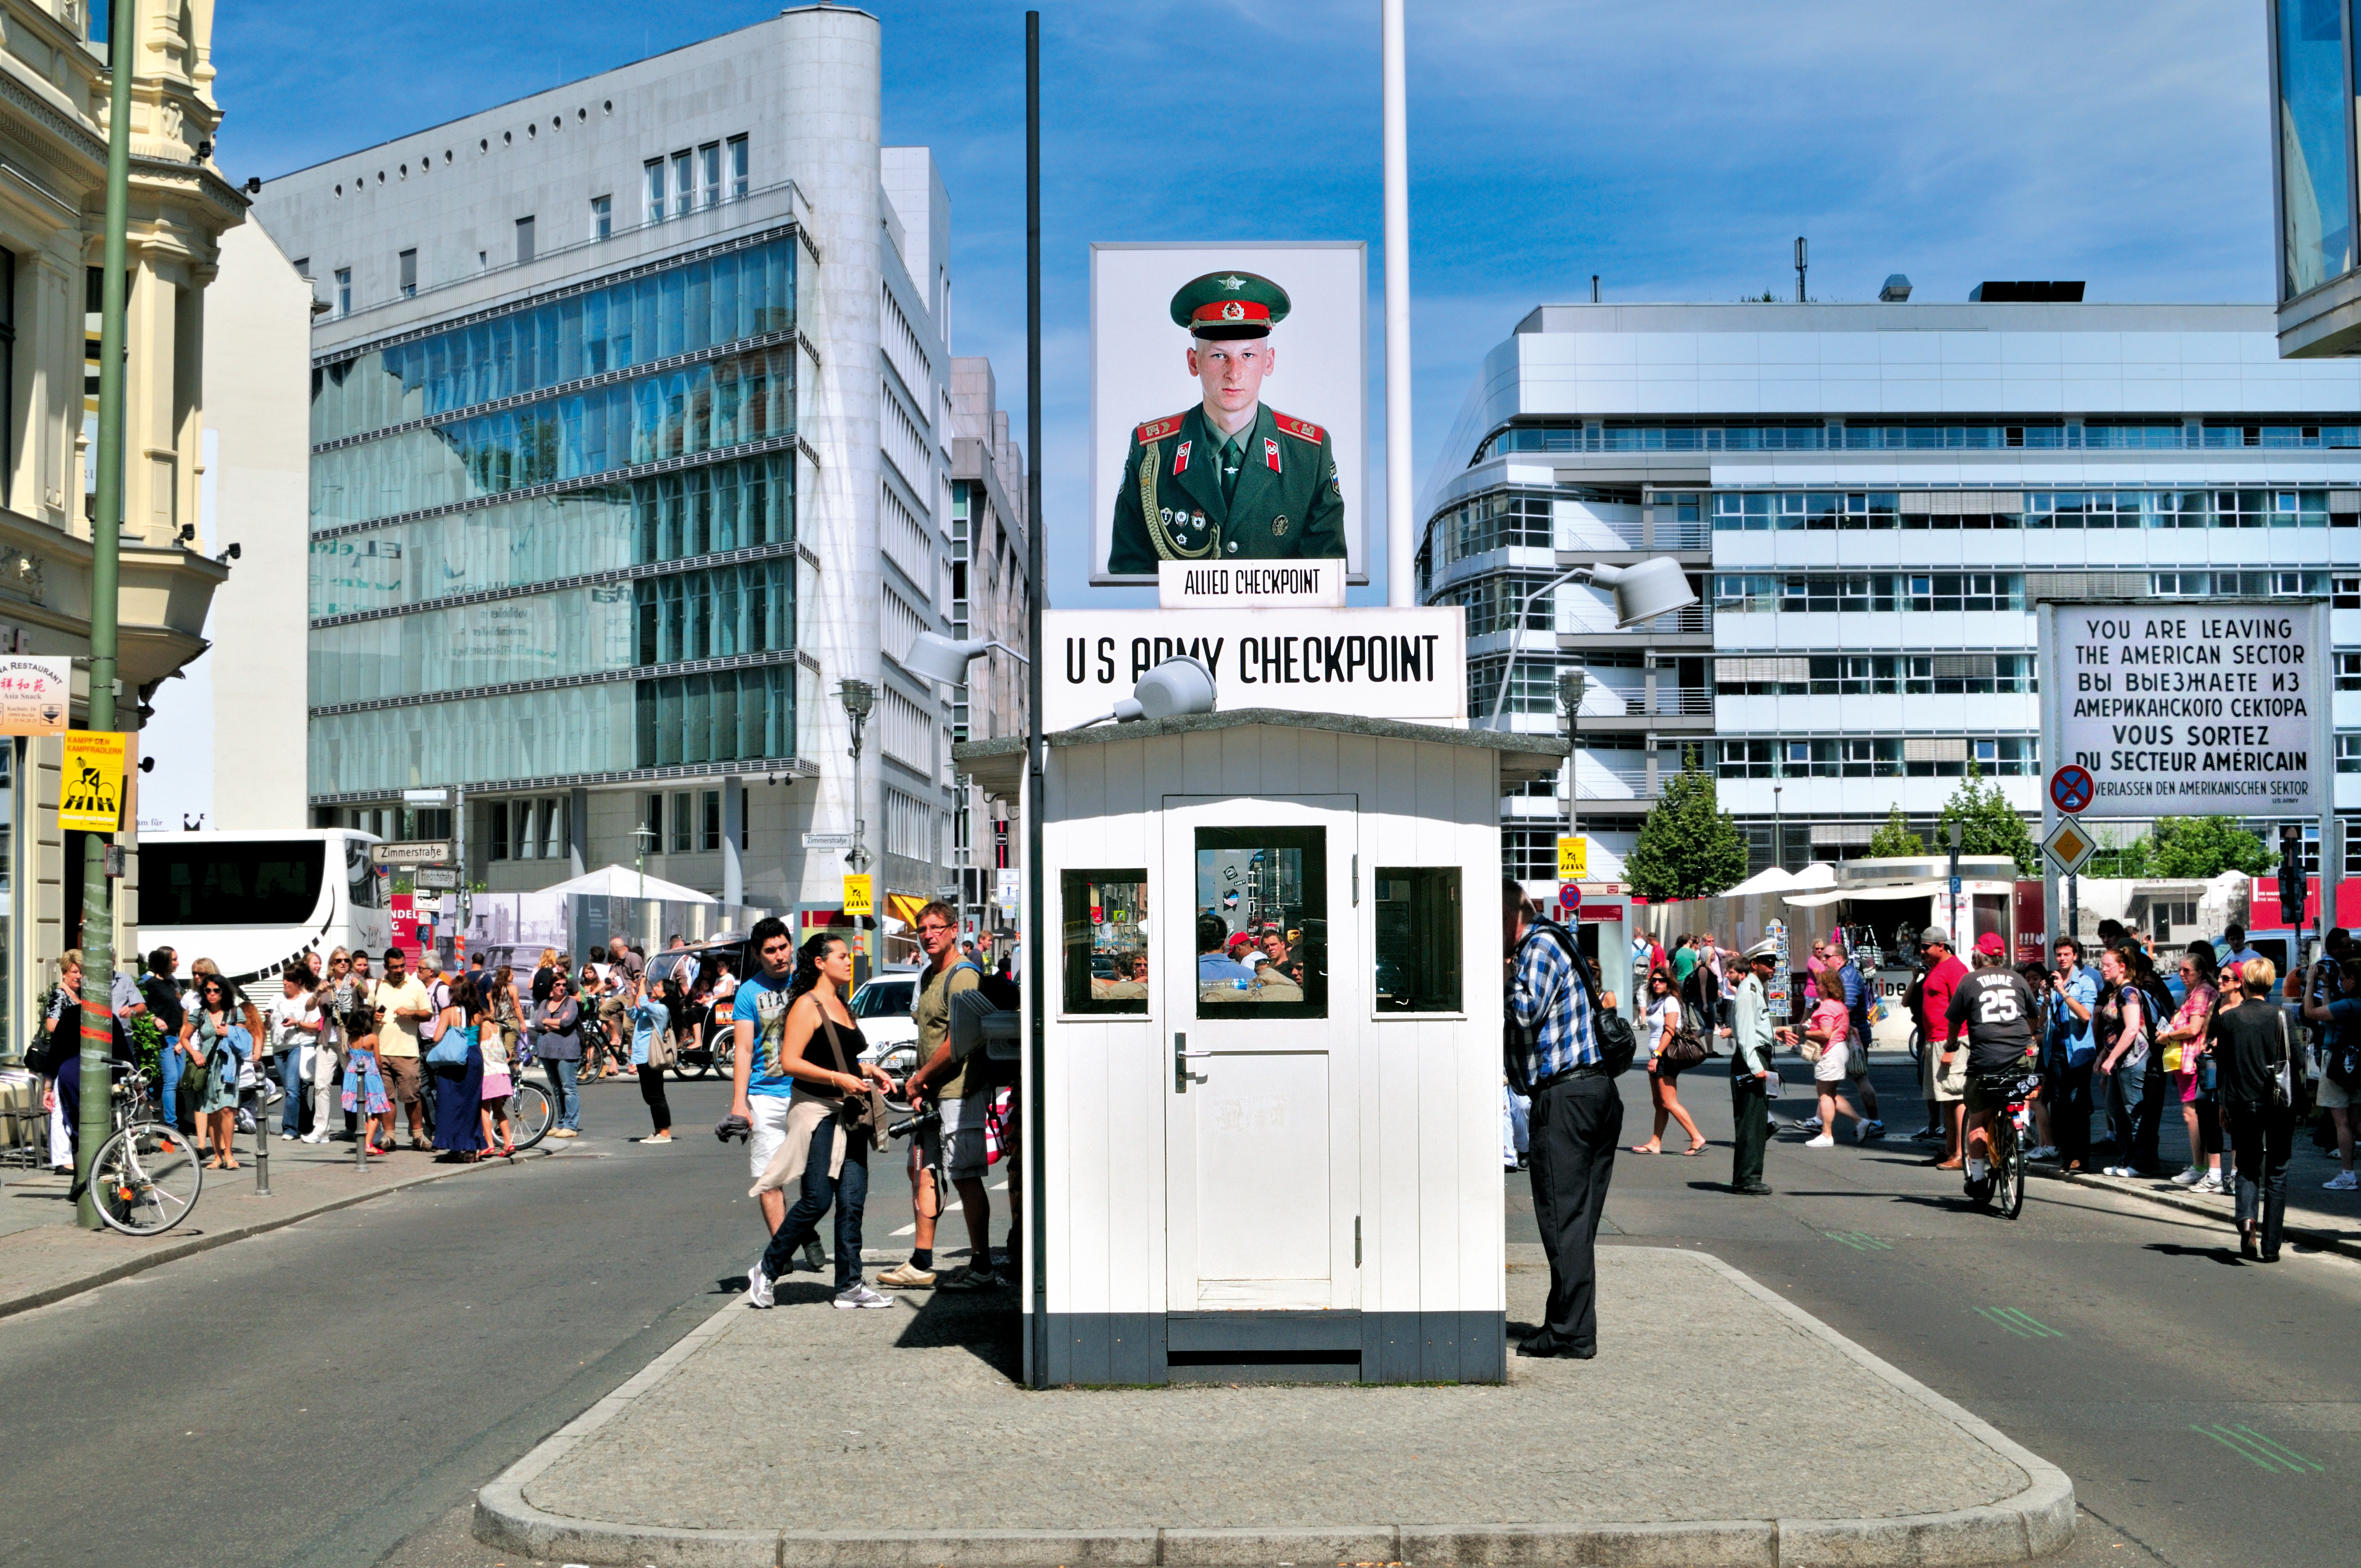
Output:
[2142, 1242, 2249, 1267]
[894, 1288, 1022, 1378]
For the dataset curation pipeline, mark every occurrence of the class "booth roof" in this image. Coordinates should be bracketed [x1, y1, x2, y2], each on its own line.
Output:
[951, 708, 1570, 796]
[538, 864, 719, 902]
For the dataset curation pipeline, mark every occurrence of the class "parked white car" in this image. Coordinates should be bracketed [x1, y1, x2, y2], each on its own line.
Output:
[850, 968, 923, 1074]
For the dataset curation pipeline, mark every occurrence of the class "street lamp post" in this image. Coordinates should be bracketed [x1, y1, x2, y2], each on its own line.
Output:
[1559, 667, 1586, 848]
[839, 678, 874, 973]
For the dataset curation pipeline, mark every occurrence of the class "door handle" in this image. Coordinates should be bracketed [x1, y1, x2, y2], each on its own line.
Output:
[1175, 1031, 1210, 1092]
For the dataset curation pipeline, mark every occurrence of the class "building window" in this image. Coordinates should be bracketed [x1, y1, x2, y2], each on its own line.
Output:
[668, 791, 692, 852]
[2337, 652, 2361, 692]
[515, 216, 535, 265]
[487, 801, 510, 860]
[671, 150, 692, 217]
[292, 257, 309, 277]
[727, 134, 748, 199]
[1374, 867, 1461, 1013]
[398, 249, 417, 297]
[698, 142, 721, 208]
[2276, 0, 2353, 299]
[700, 788, 722, 851]
[0, 250, 14, 483]
[1502, 830, 1558, 881]
[591, 195, 611, 240]
[644, 157, 664, 224]
[2339, 735, 2361, 775]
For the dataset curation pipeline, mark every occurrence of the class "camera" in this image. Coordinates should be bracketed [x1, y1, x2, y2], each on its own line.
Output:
[885, 1107, 940, 1141]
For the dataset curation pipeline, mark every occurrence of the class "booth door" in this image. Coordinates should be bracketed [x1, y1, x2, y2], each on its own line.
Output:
[1162, 794, 1359, 1313]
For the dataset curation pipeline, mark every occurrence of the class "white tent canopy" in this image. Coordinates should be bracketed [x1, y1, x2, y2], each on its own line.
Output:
[1783, 879, 2015, 909]
[537, 864, 719, 903]
[1723, 866, 1794, 896]
[1788, 861, 1838, 890]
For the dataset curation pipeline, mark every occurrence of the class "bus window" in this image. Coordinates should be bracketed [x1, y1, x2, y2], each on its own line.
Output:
[346, 838, 382, 909]
[142, 841, 325, 926]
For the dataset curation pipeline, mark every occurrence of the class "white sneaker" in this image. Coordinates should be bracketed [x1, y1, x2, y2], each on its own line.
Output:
[2026, 1145, 2057, 1162]
[1804, 1134, 1836, 1148]
[2324, 1170, 2358, 1191]
[744, 1257, 775, 1309]
[833, 1283, 897, 1310]
[2171, 1167, 2204, 1186]
[300, 1131, 327, 1145]
[2196, 1172, 2226, 1194]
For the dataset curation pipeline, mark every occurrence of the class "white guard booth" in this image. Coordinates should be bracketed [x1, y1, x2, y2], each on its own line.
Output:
[957, 708, 1568, 1386]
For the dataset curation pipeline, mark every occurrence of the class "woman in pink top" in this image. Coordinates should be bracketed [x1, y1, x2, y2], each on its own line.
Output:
[2158, 943, 2223, 1194]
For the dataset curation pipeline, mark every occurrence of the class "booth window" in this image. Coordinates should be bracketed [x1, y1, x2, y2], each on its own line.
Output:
[1374, 867, 1461, 1012]
[1193, 827, 1327, 1018]
[1063, 868, 1149, 1014]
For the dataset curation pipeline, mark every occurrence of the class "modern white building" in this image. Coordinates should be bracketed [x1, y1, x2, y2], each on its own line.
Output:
[1423, 295, 2361, 891]
[139, 217, 315, 834]
[252, 6, 1019, 939]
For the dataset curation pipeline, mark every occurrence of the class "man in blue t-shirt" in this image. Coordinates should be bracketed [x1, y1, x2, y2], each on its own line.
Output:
[2300, 946, 2358, 1191]
[1196, 913, 1256, 985]
[2045, 938, 2099, 1170]
[728, 917, 803, 1237]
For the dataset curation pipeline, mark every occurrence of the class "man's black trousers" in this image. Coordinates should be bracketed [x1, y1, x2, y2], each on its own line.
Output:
[1730, 1074, 1770, 1189]
[1525, 1072, 1622, 1353]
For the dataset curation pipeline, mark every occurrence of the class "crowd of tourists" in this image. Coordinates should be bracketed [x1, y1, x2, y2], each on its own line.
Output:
[32, 932, 741, 1173]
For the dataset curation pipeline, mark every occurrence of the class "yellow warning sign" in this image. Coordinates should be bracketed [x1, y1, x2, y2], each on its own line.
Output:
[1556, 835, 1588, 881]
[842, 873, 874, 918]
[59, 731, 128, 832]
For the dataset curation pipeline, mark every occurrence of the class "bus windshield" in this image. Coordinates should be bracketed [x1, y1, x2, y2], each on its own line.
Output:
[143, 841, 327, 927]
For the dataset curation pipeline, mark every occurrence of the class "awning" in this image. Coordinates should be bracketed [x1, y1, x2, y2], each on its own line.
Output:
[1782, 879, 2015, 908]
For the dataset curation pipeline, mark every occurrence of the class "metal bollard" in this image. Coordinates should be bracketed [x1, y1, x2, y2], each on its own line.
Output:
[254, 1085, 271, 1196]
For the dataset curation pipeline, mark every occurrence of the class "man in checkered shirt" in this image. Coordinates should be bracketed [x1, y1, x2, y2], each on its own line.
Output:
[1505, 879, 1620, 1360]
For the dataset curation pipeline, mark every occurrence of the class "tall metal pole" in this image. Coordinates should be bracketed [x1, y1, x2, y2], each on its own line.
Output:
[74, 0, 136, 1228]
[1381, 0, 1413, 606]
[1022, 8, 1048, 1385]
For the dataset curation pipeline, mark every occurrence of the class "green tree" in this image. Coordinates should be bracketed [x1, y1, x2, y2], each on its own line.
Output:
[1935, 764, 2038, 874]
[2085, 830, 2151, 879]
[2146, 815, 2276, 879]
[1867, 804, 1924, 857]
[1625, 748, 1751, 900]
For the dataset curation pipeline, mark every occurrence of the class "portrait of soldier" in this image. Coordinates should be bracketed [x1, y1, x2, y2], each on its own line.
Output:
[1106, 270, 1347, 574]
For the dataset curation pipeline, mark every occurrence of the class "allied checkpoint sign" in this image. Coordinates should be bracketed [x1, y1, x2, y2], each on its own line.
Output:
[2037, 601, 2332, 819]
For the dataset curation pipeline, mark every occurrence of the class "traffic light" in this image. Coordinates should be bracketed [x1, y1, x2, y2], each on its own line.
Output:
[2278, 827, 2307, 927]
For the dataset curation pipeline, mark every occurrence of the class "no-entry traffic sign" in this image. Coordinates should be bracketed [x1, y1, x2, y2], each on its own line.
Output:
[2048, 764, 2094, 815]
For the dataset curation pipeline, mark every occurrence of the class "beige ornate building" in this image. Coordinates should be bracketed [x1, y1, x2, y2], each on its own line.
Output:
[0, 0, 244, 1062]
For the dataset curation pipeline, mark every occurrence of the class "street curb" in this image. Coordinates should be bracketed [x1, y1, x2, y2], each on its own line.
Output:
[0, 1145, 548, 1321]
[2028, 1162, 2361, 1262]
[472, 1248, 2075, 1568]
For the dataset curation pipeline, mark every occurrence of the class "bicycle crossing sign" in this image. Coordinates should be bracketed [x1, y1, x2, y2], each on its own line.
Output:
[2048, 765, 2095, 815]
[2042, 818, 2097, 877]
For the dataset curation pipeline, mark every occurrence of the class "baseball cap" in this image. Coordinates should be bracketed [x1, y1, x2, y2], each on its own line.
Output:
[1919, 925, 1951, 948]
[1975, 932, 2006, 957]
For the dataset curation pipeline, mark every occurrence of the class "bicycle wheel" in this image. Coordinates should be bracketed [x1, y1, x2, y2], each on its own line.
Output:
[91, 1121, 203, 1237]
[509, 1081, 554, 1150]
[1908, 1028, 1924, 1069]
[1996, 1120, 2026, 1219]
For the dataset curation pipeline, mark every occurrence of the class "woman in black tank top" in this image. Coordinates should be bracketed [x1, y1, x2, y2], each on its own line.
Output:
[749, 933, 898, 1309]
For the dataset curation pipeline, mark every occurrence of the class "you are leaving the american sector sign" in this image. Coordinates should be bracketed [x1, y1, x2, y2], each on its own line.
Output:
[2037, 601, 2331, 819]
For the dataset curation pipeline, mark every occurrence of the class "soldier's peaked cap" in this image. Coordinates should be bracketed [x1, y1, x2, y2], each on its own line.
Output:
[1171, 271, 1291, 339]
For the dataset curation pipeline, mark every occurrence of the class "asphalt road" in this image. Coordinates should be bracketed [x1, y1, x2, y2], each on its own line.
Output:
[1519, 1056, 2361, 1568]
[0, 1077, 937, 1568]
[6, 1059, 2355, 1568]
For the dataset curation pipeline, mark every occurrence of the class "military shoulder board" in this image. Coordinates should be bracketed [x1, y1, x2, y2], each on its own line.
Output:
[1274, 413, 1324, 443]
[1135, 414, 1185, 443]
[1264, 437, 1281, 472]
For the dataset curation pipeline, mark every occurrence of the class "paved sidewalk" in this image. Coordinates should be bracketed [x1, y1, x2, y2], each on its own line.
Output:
[0, 1133, 549, 1318]
[477, 1246, 2074, 1568]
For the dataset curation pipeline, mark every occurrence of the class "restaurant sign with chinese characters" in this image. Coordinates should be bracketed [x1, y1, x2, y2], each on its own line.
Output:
[0, 656, 69, 736]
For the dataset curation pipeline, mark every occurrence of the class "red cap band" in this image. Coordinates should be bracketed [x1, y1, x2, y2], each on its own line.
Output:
[1190, 300, 1272, 326]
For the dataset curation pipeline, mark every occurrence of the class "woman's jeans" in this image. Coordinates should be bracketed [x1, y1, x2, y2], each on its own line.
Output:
[2225, 1099, 2296, 1256]
[545, 1057, 581, 1130]
[2104, 1057, 2159, 1171]
[281, 1050, 306, 1135]
[636, 1063, 672, 1133]
[159, 1047, 183, 1129]
[760, 1114, 869, 1291]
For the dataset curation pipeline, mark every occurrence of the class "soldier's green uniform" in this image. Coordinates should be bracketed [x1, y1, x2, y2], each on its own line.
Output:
[1107, 402, 1346, 574]
[1106, 268, 1348, 576]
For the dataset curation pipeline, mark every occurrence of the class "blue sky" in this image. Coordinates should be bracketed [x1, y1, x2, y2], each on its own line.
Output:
[216, 1, 2272, 608]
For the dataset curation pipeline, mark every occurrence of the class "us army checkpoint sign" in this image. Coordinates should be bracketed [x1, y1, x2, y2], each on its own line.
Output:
[1090, 242, 1367, 585]
[2037, 600, 2332, 820]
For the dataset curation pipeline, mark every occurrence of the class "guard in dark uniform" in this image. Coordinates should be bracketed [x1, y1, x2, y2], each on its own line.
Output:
[1107, 270, 1347, 575]
[1728, 940, 1780, 1195]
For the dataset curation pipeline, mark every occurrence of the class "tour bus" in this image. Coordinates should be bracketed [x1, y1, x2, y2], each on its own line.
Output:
[136, 829, 391, 986]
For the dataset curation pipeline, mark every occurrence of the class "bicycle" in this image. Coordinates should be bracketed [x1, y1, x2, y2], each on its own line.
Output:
[505, 1077, 554, 1151]
[1969, 1070, 2040, 1220]
[87, 1069, 204, 1238]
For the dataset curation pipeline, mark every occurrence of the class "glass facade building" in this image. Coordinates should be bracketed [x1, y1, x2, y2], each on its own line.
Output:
[304, 231, 803, 799]
[2271, 0, 2361, 353]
